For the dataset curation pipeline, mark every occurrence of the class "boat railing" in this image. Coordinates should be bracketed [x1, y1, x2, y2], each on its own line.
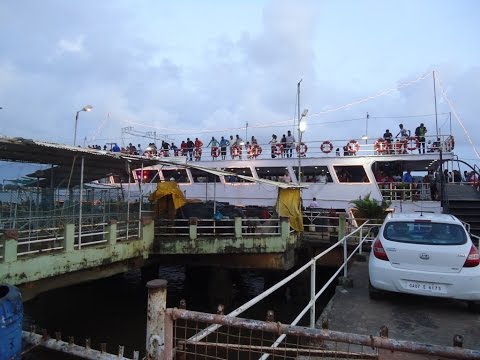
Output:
[378, 181, 432, 201]
[134, 133, 454, 161]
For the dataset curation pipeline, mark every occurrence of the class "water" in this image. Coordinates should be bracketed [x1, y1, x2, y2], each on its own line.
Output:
[23, 265, 337, 359]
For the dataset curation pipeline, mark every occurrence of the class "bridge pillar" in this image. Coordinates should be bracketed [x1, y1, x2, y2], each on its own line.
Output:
[2, 229, 18, 263]
[106, 220, 117, 245]
[146, 279, 169, 360]
[280, 217, 290, 241]
[63, 224, 75, 252]
[189, 218, 197, 241]
[234, 217, 242, 238]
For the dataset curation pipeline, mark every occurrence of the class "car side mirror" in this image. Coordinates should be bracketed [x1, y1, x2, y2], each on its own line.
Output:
[370, 226, 379, 237]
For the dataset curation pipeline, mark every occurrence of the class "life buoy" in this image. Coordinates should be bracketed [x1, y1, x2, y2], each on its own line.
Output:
[230, 145, 241, 158]
[446, 135, 455, 151]
[347, 140, 360, 154]
[406, 136, 419, 151]
[296, 142, 308, 156]
[143, 150, 153, 158]
[193, 147, 202, 160]
[211, 146, 220, 158]
[251, 144, 262, 158]
[275, 143, 284, 156]
[320, 141, 333, 154]
[374, 138, 388, 153]
[394, 140, 406, 154]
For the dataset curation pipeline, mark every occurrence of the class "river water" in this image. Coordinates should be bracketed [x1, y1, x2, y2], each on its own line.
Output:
[23, 265, 337, 359]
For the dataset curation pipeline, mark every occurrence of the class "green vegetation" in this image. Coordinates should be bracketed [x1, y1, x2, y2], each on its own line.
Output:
[350, 193, 390, 223]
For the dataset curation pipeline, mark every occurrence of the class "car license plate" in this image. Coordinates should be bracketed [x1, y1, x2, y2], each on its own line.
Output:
[405, 281, 446, 294]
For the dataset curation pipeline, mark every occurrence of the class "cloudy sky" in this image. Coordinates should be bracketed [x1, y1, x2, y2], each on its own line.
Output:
[0, 0, 479, 175]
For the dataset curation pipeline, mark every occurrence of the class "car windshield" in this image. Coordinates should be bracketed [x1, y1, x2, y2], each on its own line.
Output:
[383, 221, 467, 245]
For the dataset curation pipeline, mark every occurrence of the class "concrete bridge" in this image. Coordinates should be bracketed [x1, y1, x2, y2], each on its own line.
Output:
[0, 215, 299, 300]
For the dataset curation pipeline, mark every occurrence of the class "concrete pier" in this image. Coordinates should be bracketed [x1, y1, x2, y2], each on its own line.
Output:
[319, 256, 480, 351]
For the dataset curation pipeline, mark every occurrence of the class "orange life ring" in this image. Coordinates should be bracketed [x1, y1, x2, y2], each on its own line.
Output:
[296, 142, 308, 156]
[406, 136, 419, 151]
[230, 145, 241, 158]
[211, 146, 220, 158]
[446, 135, 455, 151]
[193, 147, 202, 160]
[347, 140, 360, 154]
[374, 138, 388, 153]
[251, 144, 262, 158]
[275, 143, 284, 156]
[320, 141, 333, 154]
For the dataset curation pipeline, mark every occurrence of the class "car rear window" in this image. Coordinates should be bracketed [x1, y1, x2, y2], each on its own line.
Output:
[383, 221, 467, 245]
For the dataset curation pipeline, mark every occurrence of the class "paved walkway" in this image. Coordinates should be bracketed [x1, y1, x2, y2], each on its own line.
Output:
[319, 256, 480, 351]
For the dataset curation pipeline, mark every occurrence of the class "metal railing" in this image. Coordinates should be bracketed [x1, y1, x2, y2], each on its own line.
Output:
[182, 216, 373, 349]
[1, 217, 143, 261]
[155, 218, 281, 237]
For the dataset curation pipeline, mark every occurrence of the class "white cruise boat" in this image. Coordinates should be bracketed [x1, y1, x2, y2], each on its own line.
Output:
[113, 134, 459, 214]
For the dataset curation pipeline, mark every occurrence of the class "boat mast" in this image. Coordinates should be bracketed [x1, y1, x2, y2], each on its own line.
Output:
[433, 70, 444, 205]
[297, 79, 302, 184]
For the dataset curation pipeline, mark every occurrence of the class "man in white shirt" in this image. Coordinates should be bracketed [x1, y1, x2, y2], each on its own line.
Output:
[316, 170, 328, 184]
[309, 197, 320, 208]
[285, 130, 295, 158]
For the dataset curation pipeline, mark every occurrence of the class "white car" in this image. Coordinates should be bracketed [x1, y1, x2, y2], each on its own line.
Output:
[368, 212, 480, 312]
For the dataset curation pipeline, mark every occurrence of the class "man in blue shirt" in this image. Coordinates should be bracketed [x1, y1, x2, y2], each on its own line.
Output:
[402, 170, 413, 183]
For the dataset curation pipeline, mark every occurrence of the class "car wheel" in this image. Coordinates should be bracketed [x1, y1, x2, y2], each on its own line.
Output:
[467, 301, 480, 313]
[368, 281, 383, 300]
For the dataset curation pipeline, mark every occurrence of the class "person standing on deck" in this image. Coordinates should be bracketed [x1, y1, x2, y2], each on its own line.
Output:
[396, 124, 410, 141]
[219, 136, 229, 160]
[207, 136, 219, 160]
[402, 170, 413, 183]
[395, 124, 410, 154]
[234, 134, 243, 160]
[194, 137, 203, 161]
[383, 129, 393, 153]
[286, 130, 295, 158]
[186, 138, 194, 161]
[415, 123, 427, 154]
[269, 134, 277, 158]
[280, 134, 287, 158]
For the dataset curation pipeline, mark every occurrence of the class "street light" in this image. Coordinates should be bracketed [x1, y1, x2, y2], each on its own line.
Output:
[74, 105, 93, 146]
[297, 109, 308, 184]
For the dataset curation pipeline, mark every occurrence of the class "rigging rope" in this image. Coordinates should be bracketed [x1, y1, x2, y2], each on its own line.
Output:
[435, 72, 480, 159]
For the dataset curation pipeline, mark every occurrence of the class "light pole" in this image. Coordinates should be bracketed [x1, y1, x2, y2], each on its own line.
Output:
[297, 109, 308, 184]
[74, 105, 93, 146]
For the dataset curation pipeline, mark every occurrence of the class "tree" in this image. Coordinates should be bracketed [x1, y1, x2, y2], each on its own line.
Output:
[350, 193, 390, 224]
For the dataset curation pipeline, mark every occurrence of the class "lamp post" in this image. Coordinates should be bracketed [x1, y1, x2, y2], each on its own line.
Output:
[297, 109, 308, 184]
[74, 105, 93, 146]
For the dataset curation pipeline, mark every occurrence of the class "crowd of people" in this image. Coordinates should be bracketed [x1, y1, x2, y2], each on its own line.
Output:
[87, 131, 300, 161]
[85, 122, 449, 160]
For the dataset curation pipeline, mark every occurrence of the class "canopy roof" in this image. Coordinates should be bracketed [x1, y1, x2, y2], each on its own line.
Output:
[0, 136, 304, 190]
[0, 136, 159, 188]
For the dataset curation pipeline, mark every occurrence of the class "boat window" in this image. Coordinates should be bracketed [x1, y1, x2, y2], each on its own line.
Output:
[256, 167, 289, 182]
[134, 169, 159, 183]
[162, 169, 189, 183]
[333, 165, 368, 183]
[190, 168, 221, 183]
[224, 167, 253, 183]
[292, 166, 332, 183]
